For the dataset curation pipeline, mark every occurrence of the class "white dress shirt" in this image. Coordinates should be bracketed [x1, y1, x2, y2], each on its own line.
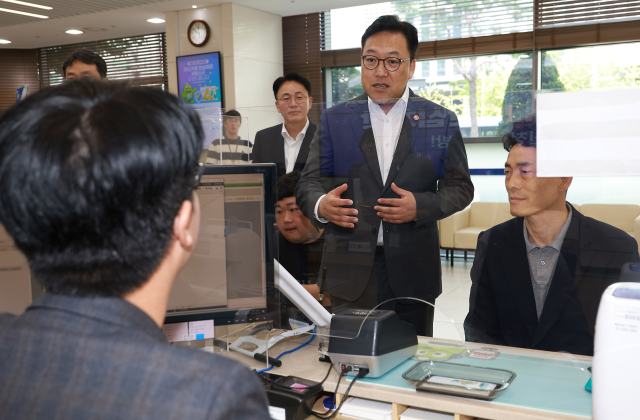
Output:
[282, 118, 310, 174]
[314, 87, 410, 246]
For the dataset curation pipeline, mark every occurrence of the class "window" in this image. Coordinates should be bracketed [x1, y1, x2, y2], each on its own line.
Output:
[325, 66, 364, 104]
[421, 61, 430, 78]
[321, 0, 533, 51]
[437, 60, 446, 77]
[38, 33, 168, 90]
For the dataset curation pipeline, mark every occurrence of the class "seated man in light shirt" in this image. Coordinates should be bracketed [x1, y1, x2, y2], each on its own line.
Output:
[204, 109, 253, 164]
[464, 117, 640, 356]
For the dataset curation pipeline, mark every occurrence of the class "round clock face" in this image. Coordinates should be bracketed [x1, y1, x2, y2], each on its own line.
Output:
[189, 20, 209, 46]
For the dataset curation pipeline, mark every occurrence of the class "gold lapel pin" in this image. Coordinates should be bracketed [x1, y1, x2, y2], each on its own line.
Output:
[413, 115, 419, 121]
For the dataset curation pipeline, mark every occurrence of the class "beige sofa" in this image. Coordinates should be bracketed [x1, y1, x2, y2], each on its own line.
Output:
[579, 204, 640, 253]
[439, 202, 640, 265]
[439, 202, 513, 266]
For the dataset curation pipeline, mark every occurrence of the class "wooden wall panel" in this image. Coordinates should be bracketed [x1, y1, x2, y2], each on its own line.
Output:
[282, 13, 323, 124]
[0, 49, 39, 112]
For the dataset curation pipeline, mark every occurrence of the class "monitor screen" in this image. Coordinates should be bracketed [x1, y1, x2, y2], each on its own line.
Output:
[164, 164, 278, 328]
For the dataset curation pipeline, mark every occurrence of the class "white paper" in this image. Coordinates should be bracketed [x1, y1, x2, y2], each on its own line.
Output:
[189, 319, 214, 340]
[268, 406, 286, 420]
[339, 398, 392, 420]
[537, 88, 640, 177]
[400, 407, 454, 420]
[161, 322, 189, 342]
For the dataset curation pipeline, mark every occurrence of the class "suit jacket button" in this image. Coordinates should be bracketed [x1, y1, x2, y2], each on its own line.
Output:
[371, 227, 377, 234]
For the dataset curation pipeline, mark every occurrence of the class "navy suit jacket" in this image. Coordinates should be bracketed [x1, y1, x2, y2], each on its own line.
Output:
[296, 91, 473, 302]
[0, 293, 270, 420]
[464, 205, 640, 356]
[252, 122, 317, 178]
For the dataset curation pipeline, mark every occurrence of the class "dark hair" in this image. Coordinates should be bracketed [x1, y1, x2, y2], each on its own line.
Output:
[272, 73, 312, 100]
[62, 49, 108, 79]
[361, 15, 418, 60]
[224, 109, 241, 118]
[0, 79, 203, 297]
[277, 170, 302, 202]
[502, 116, 536, 151]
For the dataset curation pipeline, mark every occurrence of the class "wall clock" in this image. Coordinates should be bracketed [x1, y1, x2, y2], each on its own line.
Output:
[188, 19, 210, 47]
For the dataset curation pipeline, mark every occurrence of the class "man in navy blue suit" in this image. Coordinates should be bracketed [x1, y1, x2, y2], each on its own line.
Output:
[296, 15, 474, 336]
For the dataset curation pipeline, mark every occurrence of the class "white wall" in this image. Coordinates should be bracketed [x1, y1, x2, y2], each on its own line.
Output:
[465, 143, 640, 205]
[165, 2, 284, 141]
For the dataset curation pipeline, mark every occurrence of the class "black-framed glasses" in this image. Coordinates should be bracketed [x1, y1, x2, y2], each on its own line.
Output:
[361, 55, 411, 72]
[193, 162, 206, 189]
[277, 94, 308, 105]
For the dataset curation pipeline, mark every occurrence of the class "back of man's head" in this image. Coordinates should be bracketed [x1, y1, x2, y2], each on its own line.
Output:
[62, 49, 108, 79]
[0, 79, 202, 297]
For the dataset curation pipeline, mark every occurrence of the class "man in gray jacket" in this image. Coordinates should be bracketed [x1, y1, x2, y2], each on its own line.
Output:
[0, 80, 270, 420]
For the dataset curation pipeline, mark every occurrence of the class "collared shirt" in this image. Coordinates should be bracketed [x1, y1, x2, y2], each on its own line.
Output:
[314, 86, 410, 246]
[524, 204, 573, 319]
[282, 118, 310, 174]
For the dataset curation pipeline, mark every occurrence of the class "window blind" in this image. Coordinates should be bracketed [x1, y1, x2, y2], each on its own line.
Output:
[38, 33, 167, 90]
[0, 49, 39, 111]
[535, 0, 640, 28]
[321, 0, 534, 51]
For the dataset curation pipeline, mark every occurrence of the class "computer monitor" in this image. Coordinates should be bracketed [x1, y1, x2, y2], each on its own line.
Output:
[163, 164, 279, 330]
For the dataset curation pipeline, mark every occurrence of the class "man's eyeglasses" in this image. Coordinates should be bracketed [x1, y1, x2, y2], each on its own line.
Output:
[193, 163, 206, 189]
[277, 94, 308, 105]
[361, 55, 411, 72]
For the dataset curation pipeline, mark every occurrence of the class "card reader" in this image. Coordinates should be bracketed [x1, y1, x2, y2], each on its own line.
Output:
[327, 309, 418, 378]
[258, 373, 323, 420]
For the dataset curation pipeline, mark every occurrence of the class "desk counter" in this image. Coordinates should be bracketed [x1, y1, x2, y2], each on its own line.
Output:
[211, 333, 592, 420]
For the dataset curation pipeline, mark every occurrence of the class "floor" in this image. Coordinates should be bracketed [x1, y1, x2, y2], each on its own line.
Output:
[433, 251, 475, 342]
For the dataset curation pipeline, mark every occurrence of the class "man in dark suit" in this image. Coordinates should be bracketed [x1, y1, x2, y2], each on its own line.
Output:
[296, 16, 474, 336]
[0, 80, 269, 419]
[464, 118, 640, 356]
[252, 73, 317, 178]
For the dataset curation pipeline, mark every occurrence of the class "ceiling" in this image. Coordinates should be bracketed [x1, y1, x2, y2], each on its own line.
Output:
[0, 0, 386, 49]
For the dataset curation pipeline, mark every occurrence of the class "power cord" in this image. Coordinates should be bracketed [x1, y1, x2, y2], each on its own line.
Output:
[306, 366, 370, 419]
[256, 326, 317, 373]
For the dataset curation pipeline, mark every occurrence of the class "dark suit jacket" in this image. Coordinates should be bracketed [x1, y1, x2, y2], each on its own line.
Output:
[252, 121, 317, 178]
[464, 205, 640, 356]
[296, 91, 473, 302]
[0, 293, 270, 420]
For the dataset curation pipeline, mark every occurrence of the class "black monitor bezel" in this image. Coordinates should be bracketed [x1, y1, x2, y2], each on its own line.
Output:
[163, 163, 280, 328]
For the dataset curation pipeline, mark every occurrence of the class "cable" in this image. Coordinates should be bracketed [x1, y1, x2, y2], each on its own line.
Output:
[318, 362, 333, 387]
[306, 367, 370, 419]
[256, 326, 317, 373]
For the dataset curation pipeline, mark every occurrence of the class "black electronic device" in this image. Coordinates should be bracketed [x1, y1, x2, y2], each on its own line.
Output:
[327, 309, 418, 378]
[258, 372, 323, 420]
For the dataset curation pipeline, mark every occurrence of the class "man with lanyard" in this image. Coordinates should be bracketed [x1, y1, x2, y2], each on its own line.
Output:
[205, 109, 252, 164]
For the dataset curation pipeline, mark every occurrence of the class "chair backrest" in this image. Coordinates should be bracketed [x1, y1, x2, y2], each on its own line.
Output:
[469, 202, 514, 228]
[579, 204, 640, 233]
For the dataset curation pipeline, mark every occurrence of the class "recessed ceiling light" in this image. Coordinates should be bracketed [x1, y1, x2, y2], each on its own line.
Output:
[65, 29, 84, 35]
[192, 5, 197, 8]
[0, 39, 11, 44]
[0, 7, 47, 18]
[147, 18, 165, 23]
[1, 0, 51, 10]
